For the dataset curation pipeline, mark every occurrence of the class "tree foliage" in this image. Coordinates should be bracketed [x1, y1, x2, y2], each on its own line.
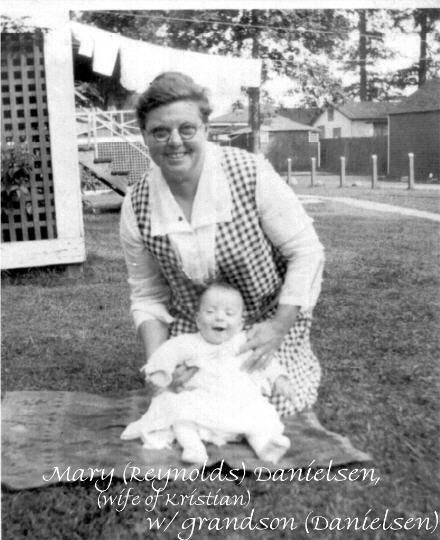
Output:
[74, 9, 440, 106]
[389, 9, 440, 88]
[75, 9, 350, 107]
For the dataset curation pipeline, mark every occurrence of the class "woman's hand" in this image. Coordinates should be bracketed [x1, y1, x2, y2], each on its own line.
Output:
[240, 305, 299, 372]
[240, 320, 286, 371]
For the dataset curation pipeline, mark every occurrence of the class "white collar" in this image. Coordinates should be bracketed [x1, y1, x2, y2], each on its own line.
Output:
[149, 142, 232, 236]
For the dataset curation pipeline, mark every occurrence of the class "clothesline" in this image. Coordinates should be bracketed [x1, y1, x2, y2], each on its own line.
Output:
[70, 21, 262, 103]
[94, 10, 387, 40]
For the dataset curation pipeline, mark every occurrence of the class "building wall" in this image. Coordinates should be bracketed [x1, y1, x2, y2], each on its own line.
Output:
[389, 111, 440, 180]
[314, 108, 378, 138]
[351, 120, 375, 137]
[314, 109, 352, 138]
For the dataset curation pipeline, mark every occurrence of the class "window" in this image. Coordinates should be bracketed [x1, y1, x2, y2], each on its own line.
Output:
[333, 127, 341, 138]
[317, 125, 325, 139]
[309, 132, 319, 143]
[327, 108, 334, 121]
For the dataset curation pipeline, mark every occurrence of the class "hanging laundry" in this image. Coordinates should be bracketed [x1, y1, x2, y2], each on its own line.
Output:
[119, 37, 174, 92]
[71, 21, 94, 57]
[92, 28, 120, 77]
[70, 22, 262, 93]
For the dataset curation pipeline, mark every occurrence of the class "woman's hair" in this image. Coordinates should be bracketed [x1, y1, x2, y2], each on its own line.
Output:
[136, 72, 213, 130]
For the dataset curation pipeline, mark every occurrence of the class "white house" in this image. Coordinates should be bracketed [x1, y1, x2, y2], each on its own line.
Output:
[313, 102, 398, 139]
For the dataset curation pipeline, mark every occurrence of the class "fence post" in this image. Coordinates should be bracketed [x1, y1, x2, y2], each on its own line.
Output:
[340, 156, 345, 187]
[371, 154, 378, 189]
[287, 158, 292, 185]
[408, 153, 415, 190]
[311, 157, 316, 187]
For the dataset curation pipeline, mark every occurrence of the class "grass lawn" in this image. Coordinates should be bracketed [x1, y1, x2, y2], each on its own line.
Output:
[2, 195, 440, 539]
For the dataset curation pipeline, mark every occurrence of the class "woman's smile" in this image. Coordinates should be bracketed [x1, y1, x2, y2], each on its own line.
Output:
[143, 100, 207, 184]
[164, 150, 191, 161]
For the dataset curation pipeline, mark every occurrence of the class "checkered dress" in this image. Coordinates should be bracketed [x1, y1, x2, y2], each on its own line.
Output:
[131, 146, 321, 416]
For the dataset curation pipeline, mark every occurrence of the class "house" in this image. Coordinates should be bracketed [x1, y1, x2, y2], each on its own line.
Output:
[230, 115, 320, 171]
[313, 101, 398, 139]
[388, 79, 440, 181]
[209, 105, 276, 143]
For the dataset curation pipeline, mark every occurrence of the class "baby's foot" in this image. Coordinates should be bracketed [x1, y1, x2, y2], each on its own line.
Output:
[259, 435, 290, 464]
[181, 446, 208, 465]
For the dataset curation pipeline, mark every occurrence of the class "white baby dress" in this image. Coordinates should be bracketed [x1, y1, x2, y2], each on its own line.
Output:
[121, 332, 288, 450]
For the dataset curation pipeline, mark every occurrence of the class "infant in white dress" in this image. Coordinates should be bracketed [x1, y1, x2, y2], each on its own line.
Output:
[121, 282, 294, 464]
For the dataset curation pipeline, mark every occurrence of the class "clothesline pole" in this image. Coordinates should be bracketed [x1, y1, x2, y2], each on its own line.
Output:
[249, 9, 262, 155]
[248, 87, 261, 154]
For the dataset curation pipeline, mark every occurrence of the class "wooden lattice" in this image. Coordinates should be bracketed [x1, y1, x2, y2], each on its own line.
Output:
[1, 32, 57, 242]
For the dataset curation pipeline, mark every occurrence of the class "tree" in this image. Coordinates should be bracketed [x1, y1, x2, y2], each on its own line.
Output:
[338, 10, 397, 101]
[75, 9, 351, 149]
[389, 9, 440, 88]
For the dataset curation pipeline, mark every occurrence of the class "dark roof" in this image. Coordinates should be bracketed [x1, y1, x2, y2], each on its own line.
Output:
[210, 105, 277, 124]
[278, 107, 321, 126]
[337, 101, 398, 120]
[389, 79, 440, 114]
[232, 115, 319, 134]
[211, 110, 248, 124]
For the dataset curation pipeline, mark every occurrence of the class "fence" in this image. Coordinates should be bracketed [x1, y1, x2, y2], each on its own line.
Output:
[320, 136, 387, 175]
[1, 24, 85, 270]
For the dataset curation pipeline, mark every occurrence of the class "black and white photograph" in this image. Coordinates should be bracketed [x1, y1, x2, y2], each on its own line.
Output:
[1, 0, 439, 538]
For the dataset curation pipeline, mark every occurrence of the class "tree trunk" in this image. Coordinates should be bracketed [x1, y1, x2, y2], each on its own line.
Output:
[359, 10, 367, 101]
[248, 10, 261, 154]
[418, 10, 428, 86]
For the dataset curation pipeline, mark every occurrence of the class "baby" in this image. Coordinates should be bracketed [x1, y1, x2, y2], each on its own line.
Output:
[121, 282, 294, 464]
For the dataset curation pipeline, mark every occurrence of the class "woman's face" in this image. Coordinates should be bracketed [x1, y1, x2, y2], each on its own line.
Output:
[142, 100, 208, 184]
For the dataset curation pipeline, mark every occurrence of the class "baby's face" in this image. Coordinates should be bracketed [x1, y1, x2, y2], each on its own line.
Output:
[196, 287, 244, 345]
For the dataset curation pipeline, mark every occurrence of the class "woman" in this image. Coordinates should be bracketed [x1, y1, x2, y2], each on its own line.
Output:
[120, 71, 324, 417]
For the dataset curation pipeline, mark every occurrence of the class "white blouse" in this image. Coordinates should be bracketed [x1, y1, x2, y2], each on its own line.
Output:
[120, 142, 325, 329]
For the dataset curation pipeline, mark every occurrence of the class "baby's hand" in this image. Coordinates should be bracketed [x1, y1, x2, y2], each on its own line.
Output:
[273, 375, 295, 401]
[169, 365, 199, 393]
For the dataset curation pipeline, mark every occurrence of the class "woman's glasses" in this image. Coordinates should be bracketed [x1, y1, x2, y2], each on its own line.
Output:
[148, 123, 203, 142]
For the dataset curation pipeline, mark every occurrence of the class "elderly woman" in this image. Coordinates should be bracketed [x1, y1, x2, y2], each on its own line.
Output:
[120, 71, 324, 417]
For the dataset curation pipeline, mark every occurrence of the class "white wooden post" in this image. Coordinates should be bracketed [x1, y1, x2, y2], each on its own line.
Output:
[408, 153, 415, 190]
[92, 111, 98, 160]
[317, 140, 321, 168]
[340, 157, 345, 187]
[287, 158, 292, 185]
[371, 154, 378, 189]
[311, 157, 316, 187]
[87, 111, 92, 147]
